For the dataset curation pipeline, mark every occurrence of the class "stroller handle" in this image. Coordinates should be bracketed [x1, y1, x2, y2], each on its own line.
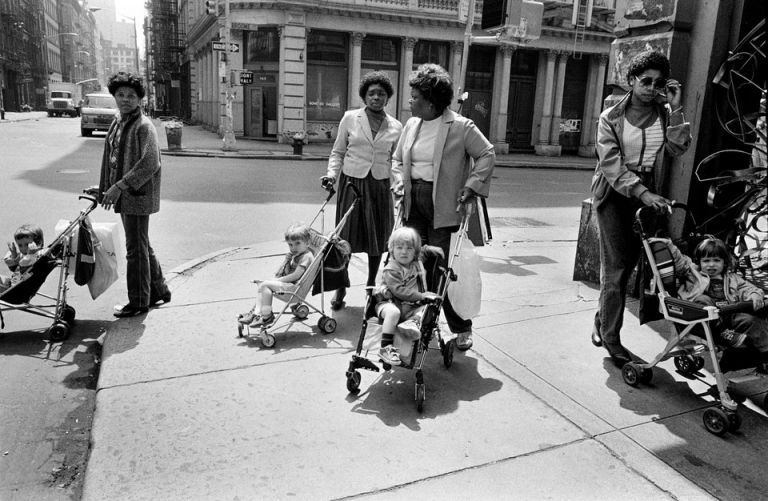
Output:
[634, 201, 697, 239]
[345, 181, 361, 200]
[79, 194, 98, 212]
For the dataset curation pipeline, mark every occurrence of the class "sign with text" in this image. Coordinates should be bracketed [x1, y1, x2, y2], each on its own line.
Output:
[212, 41, 240, 52]
[239, 71, 254, 84]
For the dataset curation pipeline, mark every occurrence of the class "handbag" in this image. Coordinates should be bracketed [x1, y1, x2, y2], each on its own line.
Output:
[74, 217, 96, 286]
[87, 222, 121, 299]
[447, 229, 482, 319]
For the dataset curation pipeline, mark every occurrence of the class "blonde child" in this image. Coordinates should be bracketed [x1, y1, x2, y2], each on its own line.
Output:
[238, 223, 314, 328]
[691, 236, 767, 372]
[1, 224, 44, 293]
[374, 227, 439, 366]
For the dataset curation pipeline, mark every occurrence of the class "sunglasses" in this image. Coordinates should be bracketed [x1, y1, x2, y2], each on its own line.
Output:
[637, 76, 667, 90]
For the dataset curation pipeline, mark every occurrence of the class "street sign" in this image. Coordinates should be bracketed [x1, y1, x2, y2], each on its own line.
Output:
[239, 72, 254, 85]
[212, 41, 240, 52]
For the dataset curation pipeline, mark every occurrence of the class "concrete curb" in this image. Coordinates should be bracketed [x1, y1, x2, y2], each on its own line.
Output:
[160, 149, 327, 161]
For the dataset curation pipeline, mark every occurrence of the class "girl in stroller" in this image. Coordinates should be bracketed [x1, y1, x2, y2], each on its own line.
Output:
[374, 227, 439, 366]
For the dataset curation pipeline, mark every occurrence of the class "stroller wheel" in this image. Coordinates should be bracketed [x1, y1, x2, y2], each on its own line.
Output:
[318, 316, 337, 334]
[293, 304, 310, 319]
[702, 407, 729, 436]
[673, 355, 698, 376]
[621, 362, 641, 387]
[62, 304, 76, 325]
[48, 322, 69, 342]
[442, 339, 455, 368]
[346, 371, 361, 393]
[415, 383, 426, 413]
[261, 333, 276, 348]
[237, 322, 244, 338]
[639, 367, 653, 384]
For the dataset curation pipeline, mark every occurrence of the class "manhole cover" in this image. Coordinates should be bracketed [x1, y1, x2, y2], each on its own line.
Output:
[490, 217, 551, 228]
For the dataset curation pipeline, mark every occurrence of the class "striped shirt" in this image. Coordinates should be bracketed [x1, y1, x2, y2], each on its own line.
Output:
[622, 116, 664, 172]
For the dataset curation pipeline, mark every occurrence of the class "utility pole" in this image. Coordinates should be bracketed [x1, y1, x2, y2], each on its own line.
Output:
[221, 0, 236, 150]
[456, 0, 477, 110]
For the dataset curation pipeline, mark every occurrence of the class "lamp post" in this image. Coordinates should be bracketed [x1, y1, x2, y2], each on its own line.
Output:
[221, 0, 236, 150]
[117, 14, 141, 74]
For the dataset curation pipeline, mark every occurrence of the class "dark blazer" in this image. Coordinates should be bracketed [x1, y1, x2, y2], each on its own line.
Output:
[99, 112, 162, 215]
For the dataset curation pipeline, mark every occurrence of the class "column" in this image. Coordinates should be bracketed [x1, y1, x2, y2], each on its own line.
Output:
[535, 49, 557, 156]
[491, 45, 515, 153]
[578, 55, 598, 156]
[400, 37, 417, 120]
[549, 51, 568, 152]
[348, 32, 365, 109]
[579, 54, 608, 157]
[450, 41, 463, 90]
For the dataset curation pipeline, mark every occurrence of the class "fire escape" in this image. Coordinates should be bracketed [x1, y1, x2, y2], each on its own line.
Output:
[1, 0, 46, 110]
[147, 0, 183, 116]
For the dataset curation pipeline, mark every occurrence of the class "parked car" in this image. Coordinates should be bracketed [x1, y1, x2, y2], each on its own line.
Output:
[80, 93, 117, 136]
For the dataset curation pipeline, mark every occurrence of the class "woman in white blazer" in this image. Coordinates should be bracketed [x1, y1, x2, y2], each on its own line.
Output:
[322, 71, 404, 309]
[392, 64, 495, 350]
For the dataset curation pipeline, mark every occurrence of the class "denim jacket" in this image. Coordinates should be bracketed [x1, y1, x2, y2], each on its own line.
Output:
[591, 91, 691, 207]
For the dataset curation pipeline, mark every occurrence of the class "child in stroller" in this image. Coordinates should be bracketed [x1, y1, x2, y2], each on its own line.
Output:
[238, 223, 314, 329]
[374, 227, 440, 366]
[689, 235, 767, 373]
[1, 224, 45, 293]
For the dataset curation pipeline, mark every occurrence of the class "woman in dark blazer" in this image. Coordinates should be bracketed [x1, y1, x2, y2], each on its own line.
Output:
[98, 72, 171, 317]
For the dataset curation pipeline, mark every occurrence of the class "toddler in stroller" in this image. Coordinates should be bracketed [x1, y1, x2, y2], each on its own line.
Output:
[1, 224, 45, 293]
[238, 223, 314, 330]
[373, 227, 440, 366]
[622, 204, 767, 435]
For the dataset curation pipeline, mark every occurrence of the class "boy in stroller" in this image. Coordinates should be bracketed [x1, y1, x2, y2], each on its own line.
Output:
[238, 223, 314, 328]
[1, 224, 44, 293]
[373, 227, 440, 366]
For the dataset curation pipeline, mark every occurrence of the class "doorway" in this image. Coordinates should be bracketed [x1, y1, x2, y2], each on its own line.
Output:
[244, 75, 277, 138]
[506, 77, 536, 150]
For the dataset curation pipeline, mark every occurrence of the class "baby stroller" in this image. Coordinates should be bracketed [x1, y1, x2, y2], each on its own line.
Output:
[0, 194, 98, 341]
[622, 203, 768, 436]
[344, 204, 475, 413]
[237, 183, 359, 347]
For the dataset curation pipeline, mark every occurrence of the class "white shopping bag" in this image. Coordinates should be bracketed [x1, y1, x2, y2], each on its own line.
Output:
[447, 230, 482, 319]
[87, 223, 122, 299]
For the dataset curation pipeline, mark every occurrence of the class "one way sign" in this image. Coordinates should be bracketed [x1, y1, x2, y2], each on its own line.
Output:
[212, 41, 240, 52]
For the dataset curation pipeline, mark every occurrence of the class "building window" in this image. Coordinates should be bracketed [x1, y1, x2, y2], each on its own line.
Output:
[413, 40, 449, 70]
[306, 30, 348, 122]
[362, 36, 399, 69]
[245, 28, 279, 63]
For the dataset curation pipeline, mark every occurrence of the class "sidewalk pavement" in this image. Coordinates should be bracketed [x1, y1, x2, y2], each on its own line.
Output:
[154, 119, 596, 170]
[0, 111, 49, 123]
[82, 205, 768, 500]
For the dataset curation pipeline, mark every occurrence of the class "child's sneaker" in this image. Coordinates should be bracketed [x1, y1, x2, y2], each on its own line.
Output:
[717, 329, 746, 348]
[379, 345, 402, 366]
[250, 312, 275, 328]
[238, 311, 258, 325]
[397, 319, 421, 339]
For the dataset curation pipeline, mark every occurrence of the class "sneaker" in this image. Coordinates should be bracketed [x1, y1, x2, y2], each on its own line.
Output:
[717, 329, 746, 348]
[456, 330, 473, 351]
[398, 319, 421, 339]
[379, 345, 402, 366]
[238, 311, 257, 325]
[250, 312, 275, 328]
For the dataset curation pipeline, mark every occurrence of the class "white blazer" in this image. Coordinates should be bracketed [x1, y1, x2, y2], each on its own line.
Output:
[326, 108, 403, 181]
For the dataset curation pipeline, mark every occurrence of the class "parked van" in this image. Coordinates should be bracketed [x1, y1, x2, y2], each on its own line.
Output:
[80, 93, 117, 136]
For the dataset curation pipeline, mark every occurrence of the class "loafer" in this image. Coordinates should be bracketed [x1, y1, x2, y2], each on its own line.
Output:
[150, 291, 172, 307]
[456, 330, 473, 351]
[603, 341, 631, 367]
[591, 326, 603, 347]
[114, 305, 148, 318]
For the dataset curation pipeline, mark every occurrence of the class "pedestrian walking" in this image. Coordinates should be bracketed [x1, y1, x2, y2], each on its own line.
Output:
[321, 70, 403, 310]
[97, 72, 171, 317]
[590, 50, 691, 365]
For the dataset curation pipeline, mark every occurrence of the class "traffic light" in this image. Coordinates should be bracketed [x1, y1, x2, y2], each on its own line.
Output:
[481, 0, 522, 31]
[205, 0, 217, 15]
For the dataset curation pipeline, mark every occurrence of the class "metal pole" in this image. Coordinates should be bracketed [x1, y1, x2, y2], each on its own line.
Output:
[222, 0, 236, 150]
[456, 0, 476, 110]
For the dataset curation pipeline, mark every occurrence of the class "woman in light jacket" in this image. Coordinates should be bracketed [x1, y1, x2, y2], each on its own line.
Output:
[392, 63, 495, 351]
[590, 50, 690, 365]
[321, 71, 403, 309]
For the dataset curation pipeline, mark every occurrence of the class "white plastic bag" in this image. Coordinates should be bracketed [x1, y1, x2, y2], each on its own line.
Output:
[447, 230, 482, 319]
[87, 223, 121, 299]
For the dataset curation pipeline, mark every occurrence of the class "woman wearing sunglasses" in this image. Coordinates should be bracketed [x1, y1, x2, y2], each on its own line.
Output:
[589, 50, 691, 366]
